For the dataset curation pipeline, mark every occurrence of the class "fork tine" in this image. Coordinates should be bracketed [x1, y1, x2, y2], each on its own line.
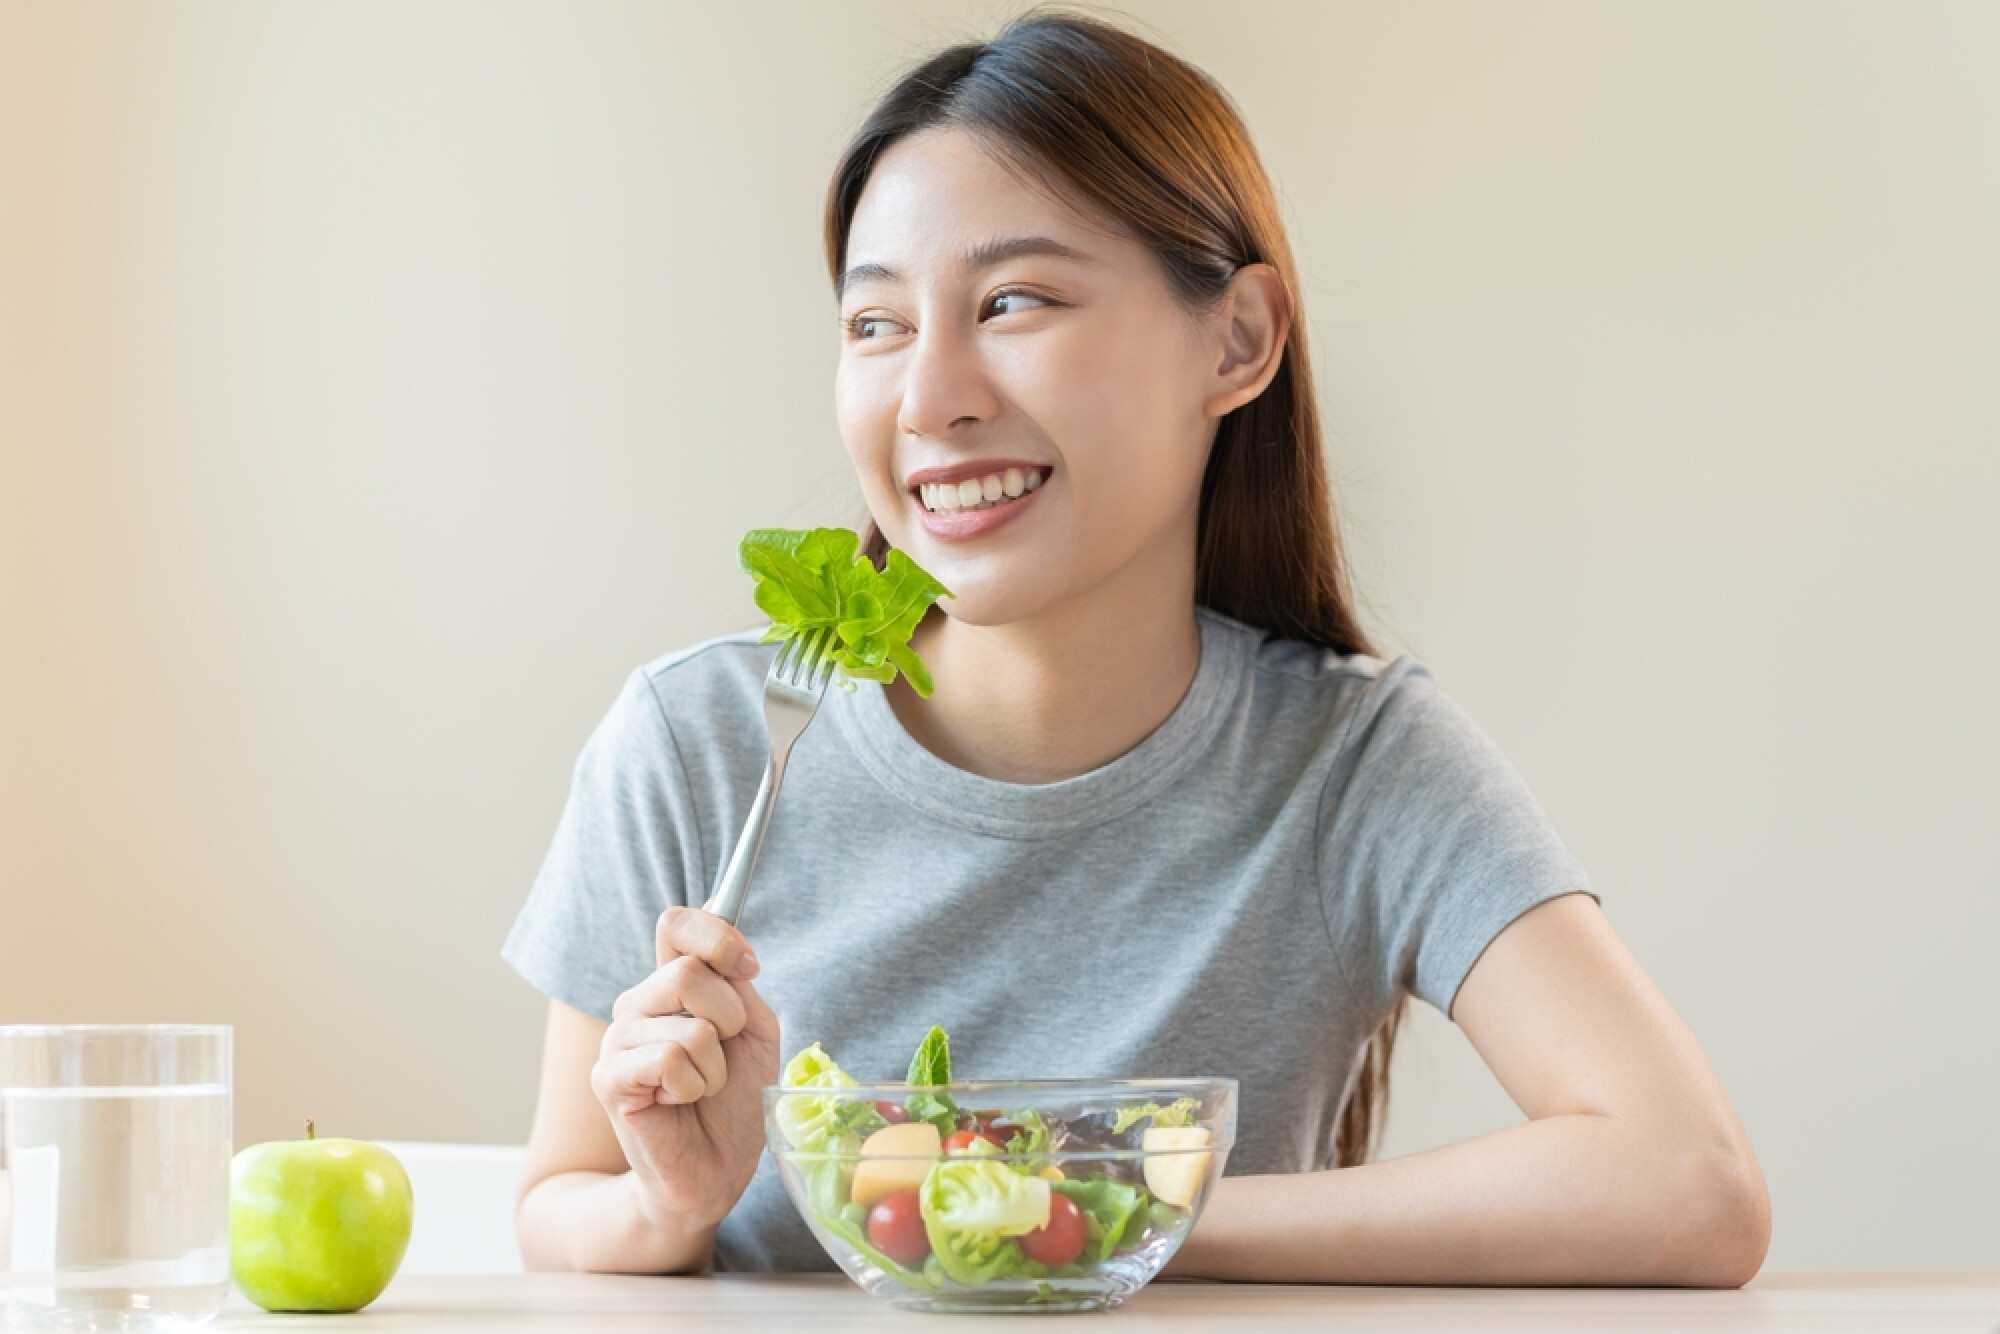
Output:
[772, 625, 840, 692]
[781, 625, 819, 688]
[816, 628, 840, 688]
[811, 626, 836, 689]
[799, 627, 821, 685]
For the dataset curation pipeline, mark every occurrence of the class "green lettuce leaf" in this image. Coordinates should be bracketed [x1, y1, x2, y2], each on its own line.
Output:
[740, 528, 951, 697]
[799, 1155, 851, 1222]
[1109, 1096, 1200, 1136]
[1002, 1110, 1052, 1164]
[906, 1092, 958, 1135]
[782, 1041, 851, 1089]
[903, 1025, 958, 1132]
[1051, 1178, 1149, 1262]
[906, 1025, 951, 1085]
[1003, 1111, 1050, 1156]
[778, 1042, 887, 1245]
[918, 1141, 1052, 1286]
[775, 1043, 855, 1150]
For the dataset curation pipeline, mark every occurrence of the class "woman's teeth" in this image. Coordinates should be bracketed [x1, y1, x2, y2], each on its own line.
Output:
[918, 467, 1045, 514]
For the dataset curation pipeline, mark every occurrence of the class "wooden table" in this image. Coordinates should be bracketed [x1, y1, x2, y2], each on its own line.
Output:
[214, 1272, 2000, 1331]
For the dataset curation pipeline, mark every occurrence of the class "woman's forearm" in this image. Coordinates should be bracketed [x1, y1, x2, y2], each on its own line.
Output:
[1167, 1111, 1769, 1287]
[517, 1169, 716, 1274]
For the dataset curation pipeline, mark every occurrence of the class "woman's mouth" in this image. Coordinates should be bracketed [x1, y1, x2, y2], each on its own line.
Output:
[914, 466, 1048, 515]
[907, 464, 1051, 540]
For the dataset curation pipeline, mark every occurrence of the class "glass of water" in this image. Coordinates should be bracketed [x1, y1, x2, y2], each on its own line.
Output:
[1, 1026, 232, 1331]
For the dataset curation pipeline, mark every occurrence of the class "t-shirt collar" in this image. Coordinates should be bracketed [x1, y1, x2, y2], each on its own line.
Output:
[830, 609, 1250, 838]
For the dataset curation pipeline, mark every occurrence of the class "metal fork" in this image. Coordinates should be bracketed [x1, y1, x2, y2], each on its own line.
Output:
[700, 625, 838, 926]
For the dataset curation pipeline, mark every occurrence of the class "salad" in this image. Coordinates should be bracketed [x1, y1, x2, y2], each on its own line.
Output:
[771, 1027, 1218, 1295]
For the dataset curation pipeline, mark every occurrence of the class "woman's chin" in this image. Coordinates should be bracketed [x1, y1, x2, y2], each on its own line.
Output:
[916, 580, 1068, 632]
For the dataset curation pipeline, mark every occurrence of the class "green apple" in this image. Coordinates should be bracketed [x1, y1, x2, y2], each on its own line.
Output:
[230, 1118, 414, 1313]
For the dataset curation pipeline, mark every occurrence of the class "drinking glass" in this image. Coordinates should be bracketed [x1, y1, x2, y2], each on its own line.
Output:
[1, 1026, 232, 1331]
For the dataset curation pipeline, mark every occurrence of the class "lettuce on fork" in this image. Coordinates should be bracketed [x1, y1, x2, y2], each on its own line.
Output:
[740, 528, 951, 697]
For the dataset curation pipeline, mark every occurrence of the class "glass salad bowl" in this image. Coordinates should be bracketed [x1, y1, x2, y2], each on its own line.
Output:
[764, 1077, 1236, 1313]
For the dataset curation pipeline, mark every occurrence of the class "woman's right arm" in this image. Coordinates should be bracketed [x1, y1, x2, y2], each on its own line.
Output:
[515, 908, 780, 1273]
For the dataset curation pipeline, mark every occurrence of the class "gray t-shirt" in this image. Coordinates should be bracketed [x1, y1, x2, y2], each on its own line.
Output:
[502, 609, 1593, 1272]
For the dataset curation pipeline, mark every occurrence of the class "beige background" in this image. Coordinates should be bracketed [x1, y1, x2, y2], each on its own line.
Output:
[2, 1, 1995, 1272]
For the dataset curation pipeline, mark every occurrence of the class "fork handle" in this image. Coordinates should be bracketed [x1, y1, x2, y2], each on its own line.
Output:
[665, 758, 779, 1020]
[701, 753, 784, 926]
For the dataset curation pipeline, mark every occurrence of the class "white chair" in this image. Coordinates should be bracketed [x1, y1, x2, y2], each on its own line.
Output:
[374, 1141, 527, 1274]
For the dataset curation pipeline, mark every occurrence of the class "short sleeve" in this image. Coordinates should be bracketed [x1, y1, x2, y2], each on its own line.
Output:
[1319, 659, 1596, 1019]
[500, 670, 708, 1021]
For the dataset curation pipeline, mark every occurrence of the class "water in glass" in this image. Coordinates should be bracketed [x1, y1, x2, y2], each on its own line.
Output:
[2, 1027, 231, 1331]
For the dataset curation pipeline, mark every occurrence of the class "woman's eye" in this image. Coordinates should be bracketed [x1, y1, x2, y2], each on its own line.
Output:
[846, 314, 904, 340]
[982, 290, 1050, 319]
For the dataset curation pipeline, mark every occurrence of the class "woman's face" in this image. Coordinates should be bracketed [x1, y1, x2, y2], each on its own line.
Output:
[834, 128, 1224, 628]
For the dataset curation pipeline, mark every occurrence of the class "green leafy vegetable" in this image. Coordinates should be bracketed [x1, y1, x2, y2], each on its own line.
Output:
[905, 1025, 952, 1085]
[775, 1043, 885, 1149]
[1109, 1096, 1200, 1136]
[918, 1140, 1053, 1285]
[776, 1042, 885, 1217]
[1051, 1178, 1148, 1262]
[740, 528, 951, 697]
[1003, 1110, 1051, 1164]
[799, 1155, 849, 1223]
[906, 1091, 957, 1135]
[904, 1025, 958, 1133]
[1108, 1104, 1152, 1136]
[781, 1042, 849, 1089]
[775, 1043, 854, 1149]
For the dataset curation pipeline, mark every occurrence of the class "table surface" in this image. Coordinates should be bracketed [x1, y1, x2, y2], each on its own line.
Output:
[212, 1272, 2000, 1332]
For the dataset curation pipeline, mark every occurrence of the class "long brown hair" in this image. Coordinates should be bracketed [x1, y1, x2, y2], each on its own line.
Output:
[824, 10, 1404, 1168]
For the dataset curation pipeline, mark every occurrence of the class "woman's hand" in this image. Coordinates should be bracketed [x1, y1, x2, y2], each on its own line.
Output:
[590, 906, 781, 1233]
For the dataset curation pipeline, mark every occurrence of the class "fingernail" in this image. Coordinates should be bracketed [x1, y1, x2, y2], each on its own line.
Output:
[737, 950, 760, 979]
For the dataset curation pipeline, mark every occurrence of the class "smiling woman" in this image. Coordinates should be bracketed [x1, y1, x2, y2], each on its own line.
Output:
[501, 10, 1770, 1288]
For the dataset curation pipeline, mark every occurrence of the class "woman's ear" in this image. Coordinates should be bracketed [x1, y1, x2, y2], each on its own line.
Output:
[1202, 263, 1291, 419]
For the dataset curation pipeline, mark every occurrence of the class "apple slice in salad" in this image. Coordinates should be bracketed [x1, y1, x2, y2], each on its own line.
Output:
[774, 1027, 1211, 1291]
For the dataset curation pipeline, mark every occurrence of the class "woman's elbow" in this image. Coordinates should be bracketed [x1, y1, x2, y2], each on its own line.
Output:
[1667, 1131, 1772, 1288]
[514, 1177, 565, 1272]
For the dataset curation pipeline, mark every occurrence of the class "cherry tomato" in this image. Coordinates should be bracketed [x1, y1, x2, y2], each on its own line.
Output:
[865, 1190, 929, 1267]
[1019, 1193, 1086, 1267]
[943, 1128, 1008, 1154]
[874, 1100, 910, 1124]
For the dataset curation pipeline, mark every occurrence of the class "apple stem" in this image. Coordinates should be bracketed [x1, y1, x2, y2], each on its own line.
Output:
[305, 1116, 316, 1141]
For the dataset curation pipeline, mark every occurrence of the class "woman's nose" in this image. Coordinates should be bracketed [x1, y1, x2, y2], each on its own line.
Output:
[896, 324, 1000, 440]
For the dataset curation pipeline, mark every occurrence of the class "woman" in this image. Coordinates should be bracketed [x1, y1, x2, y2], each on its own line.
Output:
[504, 12, 1769, 1284]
